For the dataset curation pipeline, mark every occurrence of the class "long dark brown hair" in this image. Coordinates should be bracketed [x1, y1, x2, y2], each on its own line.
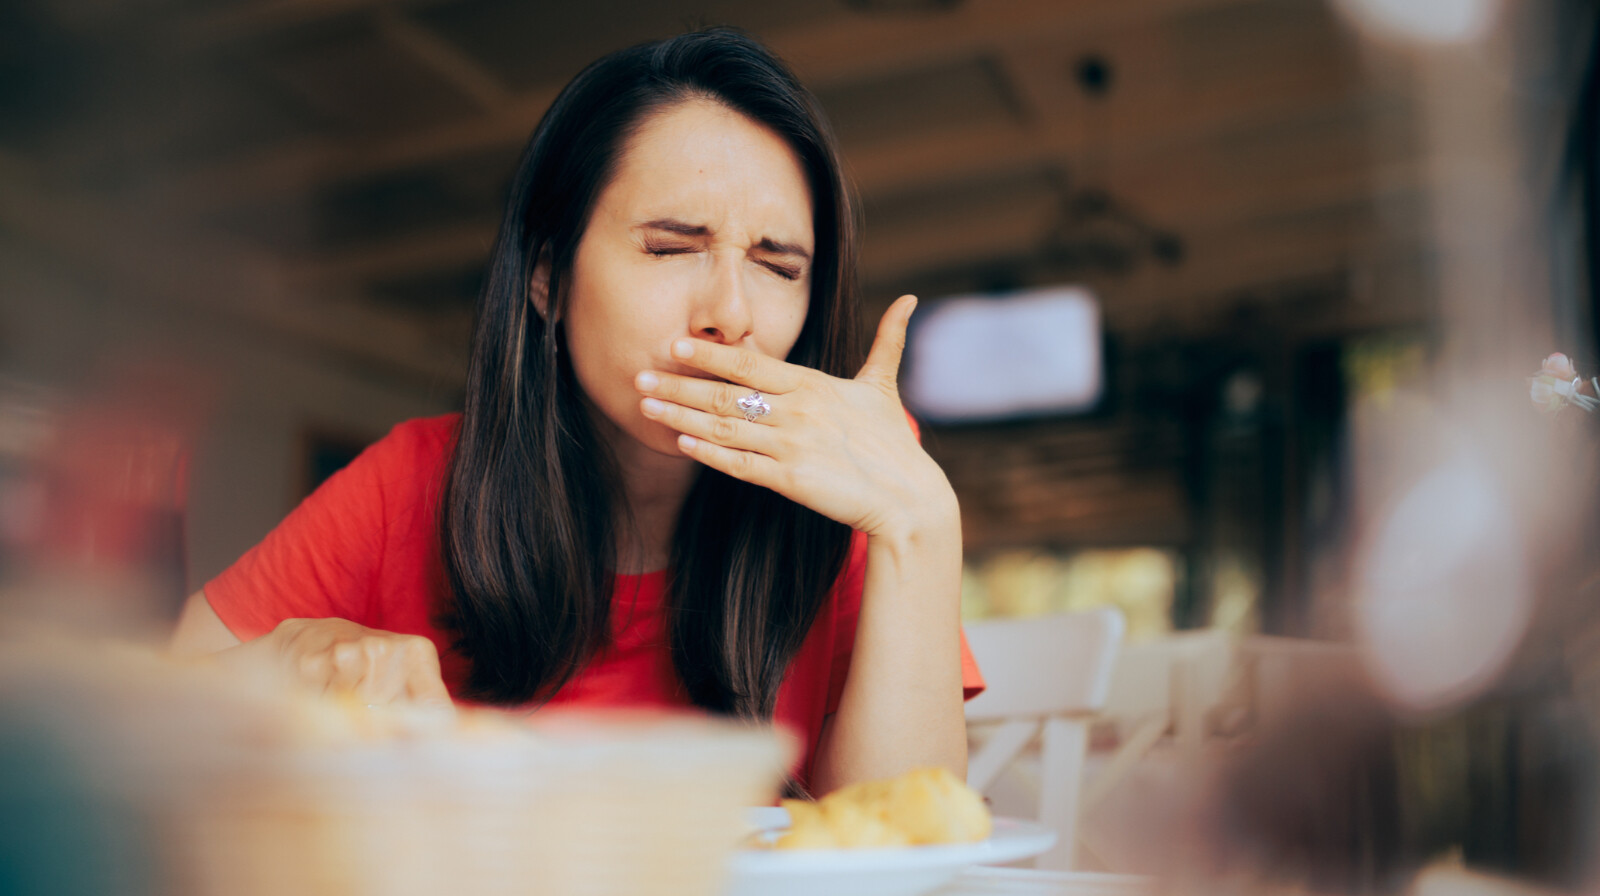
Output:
[439, 28, 860, 719]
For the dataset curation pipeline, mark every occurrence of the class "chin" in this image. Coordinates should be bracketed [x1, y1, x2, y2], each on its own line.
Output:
[632, 419, 697, 460]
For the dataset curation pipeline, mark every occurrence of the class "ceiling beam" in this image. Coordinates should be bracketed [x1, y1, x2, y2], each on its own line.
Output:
[250, 44, 1394, 291]
[176, 0, 450, 49]
[776, 0, 1250, 88]
[852, 49, 1371, 202]
[288, 110, 1414, 293]
[290, 221, 495, 285]
[374, 8, 514, 113]
[137, 0, 1279, 217]
[0, 152, 467, 387]
[130, 86, 561, 220]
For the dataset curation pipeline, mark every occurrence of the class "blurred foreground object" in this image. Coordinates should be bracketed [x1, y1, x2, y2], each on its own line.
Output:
[1192, 672, 1596, 894]
[1, 359, 214, 638]
[1528, 353, 1599, 414]
[1352, 413, 1530, 713]
[0, 634, 789, 896]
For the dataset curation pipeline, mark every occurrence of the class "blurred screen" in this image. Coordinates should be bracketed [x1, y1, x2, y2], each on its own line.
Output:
[903, 286, 1103, 424]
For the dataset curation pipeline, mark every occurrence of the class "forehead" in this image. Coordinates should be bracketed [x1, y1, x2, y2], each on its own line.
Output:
[598, 98, 814, 240]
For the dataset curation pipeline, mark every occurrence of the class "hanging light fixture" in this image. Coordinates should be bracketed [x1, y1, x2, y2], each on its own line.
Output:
[1039, 54, 1184, 276]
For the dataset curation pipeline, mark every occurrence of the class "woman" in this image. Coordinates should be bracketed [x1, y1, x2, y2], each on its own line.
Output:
[170, 28, 980, 794]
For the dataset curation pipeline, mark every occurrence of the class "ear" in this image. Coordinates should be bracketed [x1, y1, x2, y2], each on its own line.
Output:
[529, 248, 553, 320]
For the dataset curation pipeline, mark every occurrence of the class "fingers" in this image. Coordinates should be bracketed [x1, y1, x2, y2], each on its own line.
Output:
[636, 371, 778, 424]
[272, 619, 451, 710]
[641, 393, 780, 452]
[396, 636, 450, 709]
[676, 433, 782, 489]
[327, 640, 366, 695]
[857, 295, 917, 388]
[670, 339, 804, 394]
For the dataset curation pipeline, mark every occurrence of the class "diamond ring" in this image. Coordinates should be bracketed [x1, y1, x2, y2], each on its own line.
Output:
[737, 390, 771, 423]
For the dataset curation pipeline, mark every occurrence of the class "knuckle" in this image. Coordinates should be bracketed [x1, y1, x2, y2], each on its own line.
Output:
[402, 635, 438, 660]
[713, 416, 740, 442]
[298, 654, 328, 680]
[732, 352, 759, 381]
[279, 624, 318, 655]
[713, 381, 737, 412]
[734, 451, 759, 476]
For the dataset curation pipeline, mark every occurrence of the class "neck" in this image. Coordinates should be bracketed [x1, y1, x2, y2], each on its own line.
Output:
[607, 430, 699, 575]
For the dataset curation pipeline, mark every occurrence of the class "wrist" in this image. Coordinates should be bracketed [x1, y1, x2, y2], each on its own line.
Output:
[864, 485, 962, 562]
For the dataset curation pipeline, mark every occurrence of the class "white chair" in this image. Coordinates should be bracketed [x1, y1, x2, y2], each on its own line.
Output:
[963, 608, 1125, 871]
[1083, 628, 1236, 813]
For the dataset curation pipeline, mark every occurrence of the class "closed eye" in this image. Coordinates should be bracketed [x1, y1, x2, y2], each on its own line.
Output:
[644, 243, 695, 257]
[761, 261, 802, 281]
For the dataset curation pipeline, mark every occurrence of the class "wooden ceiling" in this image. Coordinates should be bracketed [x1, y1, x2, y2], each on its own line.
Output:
[2, 0, 1428, 384]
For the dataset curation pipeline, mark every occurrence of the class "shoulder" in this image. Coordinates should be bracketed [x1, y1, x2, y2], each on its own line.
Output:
[355, 413, 460, 477]
[313, 413, 459, 515]
[376, 413, 461, 458]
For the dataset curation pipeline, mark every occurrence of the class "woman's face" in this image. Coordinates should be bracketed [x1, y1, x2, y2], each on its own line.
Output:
[553, 98, 814, 459]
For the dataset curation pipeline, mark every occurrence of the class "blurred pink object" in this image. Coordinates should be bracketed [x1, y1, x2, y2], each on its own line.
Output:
[9, 357, 216, 629]
[1529, 352, 1597, 413]
[1541, 352, 1578, 379]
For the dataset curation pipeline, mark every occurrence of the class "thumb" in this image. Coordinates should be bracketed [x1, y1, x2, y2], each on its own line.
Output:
[857, 294, 917, 388]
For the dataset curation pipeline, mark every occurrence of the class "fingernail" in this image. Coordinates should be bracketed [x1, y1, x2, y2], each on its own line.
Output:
[636, 371, 659, 390]
[672, 339, 694, 359]
[642, 398, 665, 415]
[678, 434, 697, 451]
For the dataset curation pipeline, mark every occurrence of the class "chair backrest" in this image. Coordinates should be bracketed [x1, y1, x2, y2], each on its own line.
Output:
[965, 608, 1126, 723]
[963, 608, 1126, 871]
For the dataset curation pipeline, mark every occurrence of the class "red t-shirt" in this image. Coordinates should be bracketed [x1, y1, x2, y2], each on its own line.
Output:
[205, 414, 984, 788]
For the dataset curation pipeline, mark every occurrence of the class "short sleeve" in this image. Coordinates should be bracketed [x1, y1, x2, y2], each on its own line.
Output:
[825, 534, 870, 715]
[959, 636, 985, 700]
[203, 421, 420, 640]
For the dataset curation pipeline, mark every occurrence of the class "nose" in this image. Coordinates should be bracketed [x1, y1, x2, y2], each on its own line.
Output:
[689, 252, 754, 345]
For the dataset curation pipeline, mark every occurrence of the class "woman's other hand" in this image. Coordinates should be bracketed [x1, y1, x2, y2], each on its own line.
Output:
[173, 592, 454, 712]
[251, 618, 454, 709]
[635, 294, 957, 541]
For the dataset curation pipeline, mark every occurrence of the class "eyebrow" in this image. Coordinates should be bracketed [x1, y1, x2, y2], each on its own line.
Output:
[638, 218, 812, 262]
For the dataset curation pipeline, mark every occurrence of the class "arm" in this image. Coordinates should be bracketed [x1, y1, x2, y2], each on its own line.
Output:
[171, 590, 243, 656]
[810, 496, 967, 792]
[637, 294, 968, 791]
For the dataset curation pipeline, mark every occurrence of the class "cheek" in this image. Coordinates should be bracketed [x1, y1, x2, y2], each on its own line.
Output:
[565, 279, 679, 400]
[760, 295, 810, 359]
[565, 259, 655, 351]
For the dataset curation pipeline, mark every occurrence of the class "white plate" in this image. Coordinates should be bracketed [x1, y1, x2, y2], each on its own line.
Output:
[722, 808, 1056, 896]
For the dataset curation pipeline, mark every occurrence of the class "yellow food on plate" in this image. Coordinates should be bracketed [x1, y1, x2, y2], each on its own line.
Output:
[774, 766, 992, 849]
